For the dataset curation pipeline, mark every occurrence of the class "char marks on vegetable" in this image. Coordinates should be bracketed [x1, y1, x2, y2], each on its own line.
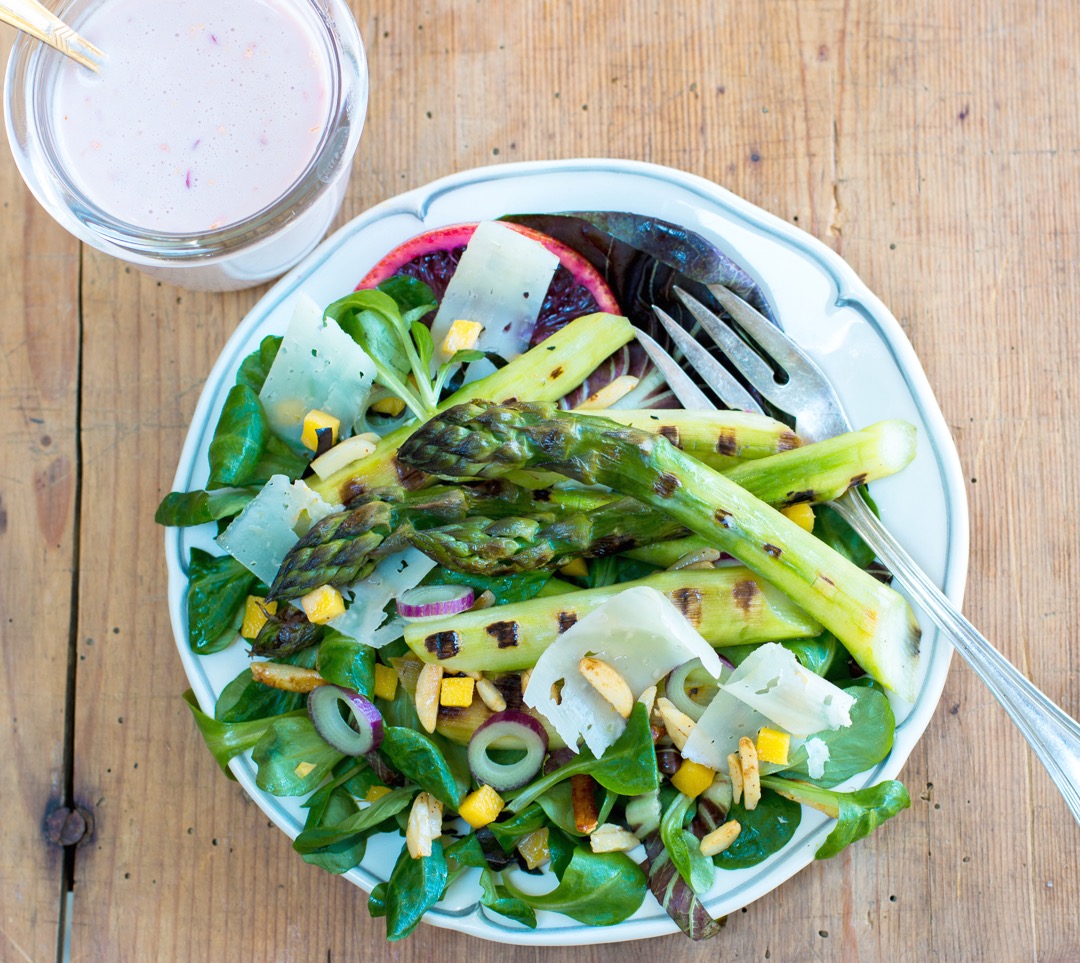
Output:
[424, 631, 461, 659]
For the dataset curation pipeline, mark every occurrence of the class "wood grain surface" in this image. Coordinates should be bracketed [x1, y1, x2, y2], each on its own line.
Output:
[2, 1, 1078, 960]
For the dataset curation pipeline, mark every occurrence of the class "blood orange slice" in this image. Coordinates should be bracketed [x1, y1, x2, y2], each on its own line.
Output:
[357, 222, 621, 348]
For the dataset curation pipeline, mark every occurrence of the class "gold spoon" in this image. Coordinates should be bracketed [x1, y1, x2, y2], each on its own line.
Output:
[1, 0, 104, 72]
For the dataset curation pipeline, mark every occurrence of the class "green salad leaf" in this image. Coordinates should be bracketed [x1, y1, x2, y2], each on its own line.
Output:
[154, 487, 256, 527]
[214, 648, 317, 723]
[235, 334, 283, 393]
[660, 793, 715, 895]
[378, 727, 464, 809]
[293, 786, 415, 855]
[252, 717, 344, 796]
[316, 629, 376, 697]
[780, 684, 896, 787]
[186, 548, 256, 655]
[298, 781, 370, 874]
[207, 385, 269, 488]
[508, 703, 658, 811]
[384, 840, 448, 941]
[715, 790, 802, 870]
[761, 775, 910, 859]
[479, 869, 538, 928]
[182, 689, 304, 775]
[501, 847, 647, 927]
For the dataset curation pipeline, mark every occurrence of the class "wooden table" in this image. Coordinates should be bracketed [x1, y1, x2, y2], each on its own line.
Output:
[3, 1, 1078, 959]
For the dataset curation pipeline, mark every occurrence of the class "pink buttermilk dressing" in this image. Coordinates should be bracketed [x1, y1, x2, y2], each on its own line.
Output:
[51, 0, 332, 234]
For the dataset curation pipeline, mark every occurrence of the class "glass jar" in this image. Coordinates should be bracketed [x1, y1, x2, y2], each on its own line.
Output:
[4, 0, 368, 291]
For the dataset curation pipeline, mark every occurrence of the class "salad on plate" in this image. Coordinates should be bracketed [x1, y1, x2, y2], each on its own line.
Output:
[158, 212, 920, 941]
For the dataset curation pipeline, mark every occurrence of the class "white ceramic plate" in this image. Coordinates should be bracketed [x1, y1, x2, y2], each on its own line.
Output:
[165, 159, 968, 945]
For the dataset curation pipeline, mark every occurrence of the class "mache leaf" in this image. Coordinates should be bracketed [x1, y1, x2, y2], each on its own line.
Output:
[507, 703, 658, 812]
[186, 548, 256, 655]
[154, 488, 256, 527]
[235, 334, 283, 393]
[479, 869, 538, 928]
[780, 684, 895, 787]
[660, 793, 715, 895]
[252, 716, 344, 796]
[501, 847, 647, 927]
[715, 789, 802, 870]
[293, 786, 415, 854]
[317, 629, 376, 697]
[384, 840, 448, 941]
[379, 726, 464, 809]
[182, 689, 304, 775]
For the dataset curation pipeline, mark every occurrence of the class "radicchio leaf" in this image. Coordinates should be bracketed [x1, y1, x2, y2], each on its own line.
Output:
[641, 829, 726, 941]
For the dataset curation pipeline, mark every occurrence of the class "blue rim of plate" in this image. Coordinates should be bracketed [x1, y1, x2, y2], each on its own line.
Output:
[164, 158, 968, 945]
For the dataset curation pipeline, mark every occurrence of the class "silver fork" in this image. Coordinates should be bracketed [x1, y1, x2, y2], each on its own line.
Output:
[644, 285, 1080, 826]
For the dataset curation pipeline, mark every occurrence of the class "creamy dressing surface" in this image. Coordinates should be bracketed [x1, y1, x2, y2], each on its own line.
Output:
[51, 0, 332, 233]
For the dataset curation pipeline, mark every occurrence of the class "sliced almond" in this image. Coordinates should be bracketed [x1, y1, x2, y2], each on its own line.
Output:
[656, 696, 695, 750]
[406, 791, 443, 859]
[415, 663, 444, 733]
[571, 773, 600, 834]
[469, 590, 497, 611]
[700, 819, 742, 857]
[579, 656, 633, 719]
[250, 662, 325, 693]
[475, 677, 507, 713]
[589, 823, 641, 854]
[739, 736, 761, 811]
[727, 752, 744, 806]
[519, 668, 533, 695]
[637, 684, 657, 716]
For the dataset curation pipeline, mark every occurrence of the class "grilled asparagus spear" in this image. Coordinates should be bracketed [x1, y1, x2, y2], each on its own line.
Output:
[265, 481, 615, 601]
[397, 401, 922, 701]
[408, 420, 915, 576]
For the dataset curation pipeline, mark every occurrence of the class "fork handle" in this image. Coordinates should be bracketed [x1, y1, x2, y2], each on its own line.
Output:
[833, 490, 1080, 826]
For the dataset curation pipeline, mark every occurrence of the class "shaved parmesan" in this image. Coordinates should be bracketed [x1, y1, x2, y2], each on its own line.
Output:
[259, 294, 377, 451]
[429, 221, 558, 368]
[804, 737, 831, 780]
[723, 642, 855, 737]
[523, 586, 724, 758]
[216, 475, 335, 585]
[328, 549, 436, 647]
[680, 690, 770, 771]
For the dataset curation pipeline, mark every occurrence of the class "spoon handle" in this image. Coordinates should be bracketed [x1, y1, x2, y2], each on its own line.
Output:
[1, 0, 105, 71]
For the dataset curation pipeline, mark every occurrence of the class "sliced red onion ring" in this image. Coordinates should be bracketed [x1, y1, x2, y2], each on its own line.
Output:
[665, 657, 731, 721]
[308, 685, 384, 756]
[396, 584, 475, 621]
[468, 709, 549, 791]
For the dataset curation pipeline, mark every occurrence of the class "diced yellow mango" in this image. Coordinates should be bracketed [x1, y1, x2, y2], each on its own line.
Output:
[371, 395, 406, 417]
[441, 319, 484, 356]
[558, 557, 589, 579]
[670, 759, 716, 799]
[755, 726, 791, 766]
[240, 595, 277, 639]
[439, 676, 475, 708]
[373, 663, 399, 701]
[780, 502, 815, 533]
[300, 584, 345, 624]
[365, 785, 392, 803]
[458, 785, 506, 829]
[301, 409, 341, 451]
[516, 827, 551, 870]
[294, 761, 317, 779]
